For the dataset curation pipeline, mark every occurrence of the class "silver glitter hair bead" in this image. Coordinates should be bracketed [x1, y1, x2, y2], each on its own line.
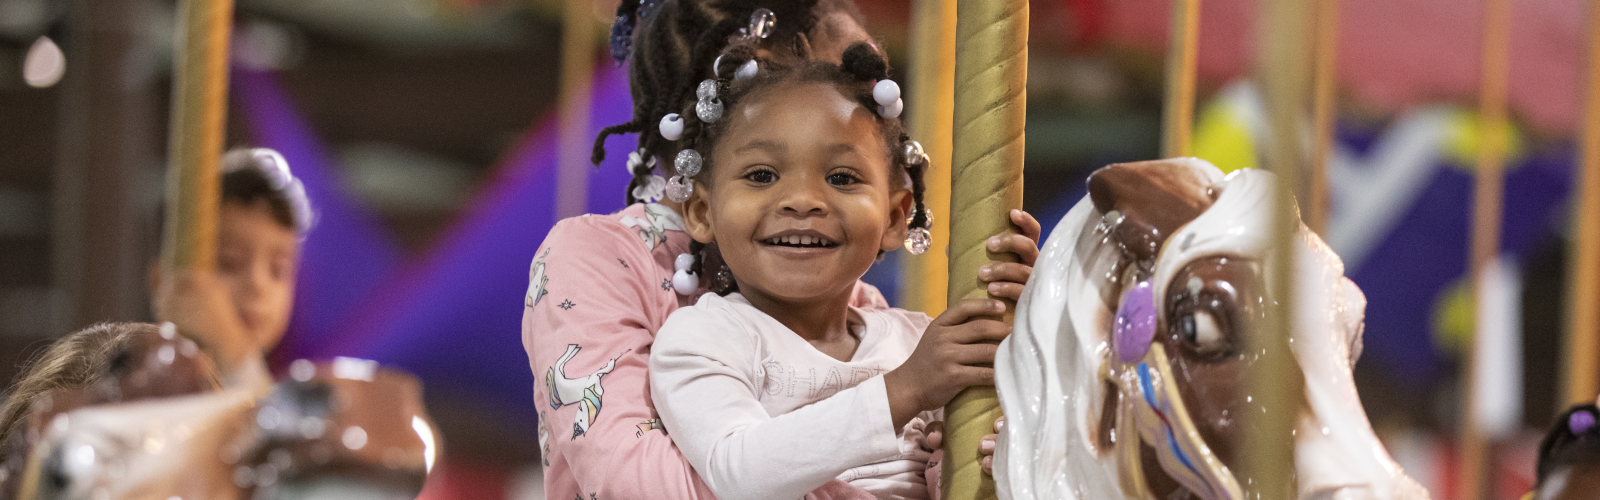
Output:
[696, 97, 724, 123]
[902, 140, 926, 165]
[674, 148, 703, 177]
[904, 227, 932, 255]
[696, 79, 718, 101]
[748, 8, 776, 39]
[666, 175, 693, 202]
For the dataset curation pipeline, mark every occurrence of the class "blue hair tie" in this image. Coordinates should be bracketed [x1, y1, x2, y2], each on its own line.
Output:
[609, 13, 635, 64]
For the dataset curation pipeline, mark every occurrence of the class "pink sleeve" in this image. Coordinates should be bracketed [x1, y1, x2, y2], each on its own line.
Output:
[523, 216, 872, 500]
[523, 217, 714, 499]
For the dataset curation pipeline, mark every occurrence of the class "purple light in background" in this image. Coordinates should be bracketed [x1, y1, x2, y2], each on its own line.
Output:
[231, 69, 404, 368]
[304, 65, 634, 422]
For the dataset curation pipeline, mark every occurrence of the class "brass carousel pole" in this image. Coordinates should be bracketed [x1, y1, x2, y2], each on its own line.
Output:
[1308, 0, 1340, 235]
[1459, 0, 1513, 496]
[1161, 0, 1200, 158]
[555, 0, 595, 219]
[1563, 0, 1600, 409]
[901, 0, 957, 316]
[1249, 0, 1310, 496]
[161, 0, 234, 272]
[941, 0, 1026, 498]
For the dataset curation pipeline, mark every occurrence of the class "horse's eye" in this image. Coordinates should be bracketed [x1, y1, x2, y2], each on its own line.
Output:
[1180, 310, 1226, 354]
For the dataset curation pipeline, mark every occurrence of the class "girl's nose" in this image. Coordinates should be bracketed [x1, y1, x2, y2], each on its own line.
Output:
[779, 178, 829, 217]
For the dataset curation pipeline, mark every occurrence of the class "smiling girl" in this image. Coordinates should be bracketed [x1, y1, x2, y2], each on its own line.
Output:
[648, 43, 1034, 500]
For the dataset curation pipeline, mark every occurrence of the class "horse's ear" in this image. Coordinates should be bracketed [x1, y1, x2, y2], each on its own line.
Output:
[1086, 159, 1218, 262]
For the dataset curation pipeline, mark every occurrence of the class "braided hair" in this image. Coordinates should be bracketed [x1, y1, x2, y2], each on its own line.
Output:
[673, 42, 932, 294]
[596, 0, 868, 206]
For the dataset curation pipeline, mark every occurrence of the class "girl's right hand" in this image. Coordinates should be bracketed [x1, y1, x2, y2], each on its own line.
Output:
[884, 298, 1010, 428]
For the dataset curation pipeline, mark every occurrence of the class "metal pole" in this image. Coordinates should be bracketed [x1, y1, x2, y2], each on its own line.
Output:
[1161, 0, 1200, 159]
[942, 0, 1027, 498]
[1249, 0, 1311, 496]
[162, 0, 234, 272]
[1308, 0, 1340, 235]
[901, 0, 957, 316]
[1562, 0, 1600, 409]
[1459, 0, 1513, 497]
[555, 0, 595, 219]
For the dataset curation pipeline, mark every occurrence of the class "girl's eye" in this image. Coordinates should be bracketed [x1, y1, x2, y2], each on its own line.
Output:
[744, 170, 776, 184]
[827, 172, 860, 186]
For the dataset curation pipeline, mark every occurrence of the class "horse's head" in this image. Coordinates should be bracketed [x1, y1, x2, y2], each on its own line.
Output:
[995, 158, 1428, 499]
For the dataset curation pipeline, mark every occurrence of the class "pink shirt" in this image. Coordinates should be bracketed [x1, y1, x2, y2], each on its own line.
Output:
[522, 203, 886, 500]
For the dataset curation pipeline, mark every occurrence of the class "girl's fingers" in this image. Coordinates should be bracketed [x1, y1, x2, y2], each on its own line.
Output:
[924, 421, 944, 449]
[986, 233, 1040, 268]
[932, 299, 1006, 327]
[957, 366, 995, 386]
[987, 282, 1025, 301]
[952, 343, 999, 365]
[951, 319, 1010, 344]
[981, 262, 1032, 286]
[1011, 208, 1042, 242]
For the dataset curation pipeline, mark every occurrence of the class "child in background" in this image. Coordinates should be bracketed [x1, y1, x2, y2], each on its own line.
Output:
[649, 43, 1033, 500]
[151, 147, 312, 383]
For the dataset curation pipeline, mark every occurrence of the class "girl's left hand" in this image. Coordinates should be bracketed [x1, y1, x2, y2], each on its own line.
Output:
[980, 209, 1041, 301]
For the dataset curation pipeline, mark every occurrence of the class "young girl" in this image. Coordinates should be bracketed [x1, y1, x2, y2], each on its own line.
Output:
[525, 1, 1038, 498]
[649, 43, 1022, 500]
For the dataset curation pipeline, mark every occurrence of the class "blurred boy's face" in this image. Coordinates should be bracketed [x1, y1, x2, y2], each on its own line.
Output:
[217, 201, 297, 351]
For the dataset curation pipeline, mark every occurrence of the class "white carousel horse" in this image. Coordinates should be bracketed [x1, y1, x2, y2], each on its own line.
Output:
[994, 158, 1429, 499]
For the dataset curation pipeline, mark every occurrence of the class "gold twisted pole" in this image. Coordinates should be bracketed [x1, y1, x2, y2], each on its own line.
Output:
[1563, 0, 1600, 410]
[1249, 0, 1310, 496]
[1308, 0, 1340, 235]
[901, 0, 957, 316]
[942, 0, 1026, 498]
[161, 0, 234, 272]
[1161, 0, 1200, 158]
[555, 0, 595, 219]
[1459, 0, 1513, 497]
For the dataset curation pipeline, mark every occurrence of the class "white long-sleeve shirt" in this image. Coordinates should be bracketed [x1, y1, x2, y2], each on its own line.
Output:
[650, 292, 938, 500]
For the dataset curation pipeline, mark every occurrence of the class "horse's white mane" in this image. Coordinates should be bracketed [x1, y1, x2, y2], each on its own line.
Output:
[995, 159, 1427, 499]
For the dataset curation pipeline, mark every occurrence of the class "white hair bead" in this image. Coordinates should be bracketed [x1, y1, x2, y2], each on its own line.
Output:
[674, 253, 695, 272]
[672, 268, 699, 295]
[659, 113, 684, 141]
[734, 60, 759, 81]
[878, 97, 904, 119]
[872, 79, 900, 107]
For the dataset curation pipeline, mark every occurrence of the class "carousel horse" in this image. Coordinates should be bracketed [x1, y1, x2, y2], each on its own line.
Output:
[994, 158, 1429, 499]
[1525, 403, 1600, 500]
[4, 327, 435, 500]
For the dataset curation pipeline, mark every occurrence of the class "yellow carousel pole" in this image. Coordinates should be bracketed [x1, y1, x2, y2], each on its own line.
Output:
[901, 0, 957, 316]
[1562, 0, 1600, 409]
[1460, 0, 1513, 497]
[941, 0, 1026, 498]
[1161, 0, 1200, 158]
[1308, 0, 1340, 235]
[555, 0, 595, 219]
[1249, 0, 1310, 496]
[161, 0, 234, 272]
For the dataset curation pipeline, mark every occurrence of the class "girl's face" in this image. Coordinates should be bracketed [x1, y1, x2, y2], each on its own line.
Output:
[216, 201, 298, 351]
[685, 82, 910, 304]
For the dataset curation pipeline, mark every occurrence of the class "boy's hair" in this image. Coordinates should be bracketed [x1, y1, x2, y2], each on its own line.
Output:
[220, 148, 312, 234]
[0, 323, 155, 446]
[223, 166, 297, 231]
[595, 0, 868, 205]
[675, 42, 930, 293]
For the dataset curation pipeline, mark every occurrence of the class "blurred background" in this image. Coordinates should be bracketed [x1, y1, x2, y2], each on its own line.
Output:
[0, 0, 1591, 497]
